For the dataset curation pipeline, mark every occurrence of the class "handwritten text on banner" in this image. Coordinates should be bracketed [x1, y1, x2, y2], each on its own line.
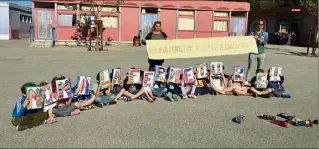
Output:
[146, 36, 258, 59]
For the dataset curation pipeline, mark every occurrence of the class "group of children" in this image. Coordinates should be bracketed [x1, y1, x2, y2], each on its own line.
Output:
[11, 63, 291, 131]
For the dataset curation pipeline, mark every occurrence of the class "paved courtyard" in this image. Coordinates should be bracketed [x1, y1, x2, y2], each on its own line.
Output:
[0, 39, 318, 148]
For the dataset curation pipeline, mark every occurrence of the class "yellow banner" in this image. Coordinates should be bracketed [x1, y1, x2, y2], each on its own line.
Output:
[146, 36, 258, 59]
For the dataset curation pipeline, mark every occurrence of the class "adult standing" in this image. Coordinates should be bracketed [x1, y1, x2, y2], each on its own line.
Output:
[142, 21, 168, 71]
[246, 19, 268, 82]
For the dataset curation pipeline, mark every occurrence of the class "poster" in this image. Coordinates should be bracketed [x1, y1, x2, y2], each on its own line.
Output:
[143, 71, 155, 87]
[99, 70, 110, 89]
[154, 66, 167, 82]
[76, 76, 91, 95]
[183, 67, 195, 84]
[255, 73, 268, 89]
[146, 36, 258, 59]
[26, 86, 42, 109]
[112, 69, 121, 84]
[210, 62, 223, 75]
[168, 67, 181, 84]
[196, 63, 208, 79]
[56, 78, 72, 100]
[41, 84, 57, 111]
[233, 66, 245, 81]
[269, 67, 282, 81]
[128, 69, 141, 84]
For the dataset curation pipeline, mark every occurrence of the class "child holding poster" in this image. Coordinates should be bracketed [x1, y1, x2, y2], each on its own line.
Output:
[221, 66, 250, 96]
[39, 82, 57, 124]
[250, 69, 271, 98]
[150, 67, 167, 98]
[11, 82, 49, 131]
[51, 76, 87, 117]
[141, 70, 156, 102]
[267, 69, 291, 98]
[71, 77, 97, 109]
[209, 65, 229, 95]
[165, 67, 182, 102]
[181, 67, 197, 99]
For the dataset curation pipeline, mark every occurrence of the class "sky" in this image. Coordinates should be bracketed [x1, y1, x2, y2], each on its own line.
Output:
[2, 0, 31, 7]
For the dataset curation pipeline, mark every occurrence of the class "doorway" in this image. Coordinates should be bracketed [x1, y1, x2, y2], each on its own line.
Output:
[139, 8, 158, 39]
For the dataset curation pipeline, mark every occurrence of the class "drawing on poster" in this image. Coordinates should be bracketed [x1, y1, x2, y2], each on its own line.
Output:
[112, 69, 121, 84]
[155, 66, 167, 82]
[183, 67, 195, 84]
[56, 78, 72, 100]
[196, 63, 207, 79]
[269, 67, 282, 81]
[128, 69, 141, 84]
[256, 73, 268, 89]
[76, 76, 91, 95]
[99, 70, 110, 89]
[41, 83, 56, 106]
[233, 66, 245, 81]
[26, 86, 43, 109]
[143, 71, 155, 87]
[210, 62, 223, 76]
[168, 67, 181, 84]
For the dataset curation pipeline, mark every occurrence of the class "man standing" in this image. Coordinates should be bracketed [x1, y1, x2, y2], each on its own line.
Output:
[246, 19, 268, 82]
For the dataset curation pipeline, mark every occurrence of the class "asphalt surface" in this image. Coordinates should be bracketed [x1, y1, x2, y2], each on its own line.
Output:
[0, 40, 318, 148]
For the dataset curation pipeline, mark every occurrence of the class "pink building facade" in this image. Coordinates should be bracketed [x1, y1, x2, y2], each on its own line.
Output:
[31, 0, 250, 43]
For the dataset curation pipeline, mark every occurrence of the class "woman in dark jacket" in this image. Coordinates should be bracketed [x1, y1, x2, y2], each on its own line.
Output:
[142, 21, 168, 71]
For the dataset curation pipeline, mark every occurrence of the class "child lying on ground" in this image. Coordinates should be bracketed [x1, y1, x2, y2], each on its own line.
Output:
[195, 70, 213, 96]
[209, 66, 231, 95]
[141, 70, 156, 102]
[91, 72, 117, 107]
[181, 69, 197, 99]
[71, 81, 97, 109]
[223, 75, 251, 96]
[250, 69, 271, 98]
[12, 82, 49, 131]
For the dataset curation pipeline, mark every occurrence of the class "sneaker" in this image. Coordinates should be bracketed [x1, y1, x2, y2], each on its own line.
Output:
[188, 94, 197, 99]
[95, 103, 103, 108]
[172, 94, 178, 101]
[281, 93, 291, 98]
[108, 100, 117, 105]
[167, 92, 174, 102]
[182, 94, 188, 99]
[16, 125, 28, 131]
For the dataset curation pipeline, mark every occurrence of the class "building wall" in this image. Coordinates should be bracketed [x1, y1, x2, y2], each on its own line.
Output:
[33, 8, 55, 40]
[120, 7, 139, 42]
[160, 9, 176, 39]
[9, 7, 32, 39]
[195, 11, 212, 38]
[0, 3, 9, 40]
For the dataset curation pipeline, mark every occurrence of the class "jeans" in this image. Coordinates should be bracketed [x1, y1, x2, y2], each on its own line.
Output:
[246, 53, 266, 81]
[195, 86, 213, 95]
[95, 94, 115, 104]
[151, 87, 167, 97]
[181, 85, 196, 95]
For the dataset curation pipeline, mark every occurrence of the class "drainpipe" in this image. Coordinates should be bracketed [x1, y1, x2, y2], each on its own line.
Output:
[175, 9, 179, 39]
[246, 11, 249, 35]
[212, 10, 214, 37]
[138, 7, 141, 43]
[54, 3, 57, 41]
[158, 8, 161, 21]
[193, 10, 197, 38]
[76, 4, 79, 21]
[229, 11, 232, 36]
[118, 6, 121, 42]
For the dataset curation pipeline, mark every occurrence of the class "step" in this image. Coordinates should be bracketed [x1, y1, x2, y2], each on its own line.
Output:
[31, 40, 53, 48]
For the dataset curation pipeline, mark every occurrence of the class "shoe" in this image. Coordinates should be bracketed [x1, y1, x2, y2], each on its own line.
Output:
[109, 100, 117, 105]
[167, 92, 174, 102]
[257, 114, 276, 120]
[182, 94, 188, 99]
[16, 125, 28, 131]
[95, 103, 103, 108]
[188, 94, 197, 99]
[281, 93, 291, 98]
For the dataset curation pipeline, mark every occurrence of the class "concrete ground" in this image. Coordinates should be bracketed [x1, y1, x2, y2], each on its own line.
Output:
[0, 39, 318, 148]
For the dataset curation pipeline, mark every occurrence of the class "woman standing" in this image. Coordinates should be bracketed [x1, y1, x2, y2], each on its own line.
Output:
[246, 19, 268, 82]
[142, 21, 168, 71]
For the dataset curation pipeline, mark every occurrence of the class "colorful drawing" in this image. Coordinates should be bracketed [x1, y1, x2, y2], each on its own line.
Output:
[210, 62, 223, 75]
[155, 66, 167, 82]
[196, 63, 208, 79]
[183, 67, 195, 84]
[233, 66, 245, 81]
[168, 67, 181, 84]
[76, 76, 91, 95]
[143, 71, 155, 87]
[25, 86, 43, 110]
[41, 83, 57, 111]
[99, 69, 110, 89]
[128, 68, 141, 84]
[56, 78, 72, 100]
[255, 73, 268, 89]
[112, 69, 121, 84]
[270, 67, 282, 81]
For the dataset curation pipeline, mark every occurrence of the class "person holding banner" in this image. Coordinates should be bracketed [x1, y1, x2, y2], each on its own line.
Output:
[142, 21, 168, 71]
[246, 19, 268, 82]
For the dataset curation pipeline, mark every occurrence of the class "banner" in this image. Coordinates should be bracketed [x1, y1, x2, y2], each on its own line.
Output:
[146, 36, 258, 59]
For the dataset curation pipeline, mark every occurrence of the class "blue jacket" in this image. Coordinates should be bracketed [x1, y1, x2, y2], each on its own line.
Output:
[12, 96, 27, 118]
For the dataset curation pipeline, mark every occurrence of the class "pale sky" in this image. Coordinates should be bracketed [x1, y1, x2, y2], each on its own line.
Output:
[3, 1, 31, 7]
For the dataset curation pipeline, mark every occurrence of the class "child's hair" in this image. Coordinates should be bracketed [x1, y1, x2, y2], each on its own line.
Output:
[256, 69, 264, 73]
[21, 82, 36, 94]
[96, 73, 100, 83]
[40, 81, 48, 86]
[51, 76, 66, 93]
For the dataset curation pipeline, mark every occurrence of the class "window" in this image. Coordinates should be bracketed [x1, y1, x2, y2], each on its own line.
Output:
[178, 10, 194, 31]
[141, 8, 158, 14]
[57, 4, 77, 10]
[101, 16, 118, 28]
[214, 12, 228, 17]
[214, 20, 228, 32]
[101, 6, 118, 12]
[34, 2, 54, 9]
[58, 14, 76, 26]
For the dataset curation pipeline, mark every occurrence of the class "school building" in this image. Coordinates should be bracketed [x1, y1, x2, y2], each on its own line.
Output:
[31, 0, 250, 44]
[0, 2, 32, 40]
